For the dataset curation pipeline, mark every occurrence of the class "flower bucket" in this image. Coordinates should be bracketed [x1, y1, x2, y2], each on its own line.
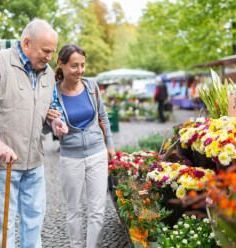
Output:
[148, 241, 158, 248]
[207, 207, 236, 248]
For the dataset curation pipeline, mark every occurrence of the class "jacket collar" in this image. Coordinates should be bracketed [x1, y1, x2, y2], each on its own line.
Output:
[10, 45, 49, 75]
[56, 78, 95, 94]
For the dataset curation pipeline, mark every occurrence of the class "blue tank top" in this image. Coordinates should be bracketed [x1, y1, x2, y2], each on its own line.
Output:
[62, 89, 95, 129]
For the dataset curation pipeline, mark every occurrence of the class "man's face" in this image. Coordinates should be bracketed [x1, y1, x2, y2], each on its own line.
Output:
[22, 32, 57, 71]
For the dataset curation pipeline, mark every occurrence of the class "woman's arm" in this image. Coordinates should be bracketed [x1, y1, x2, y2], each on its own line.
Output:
[95, 84, 115, 160]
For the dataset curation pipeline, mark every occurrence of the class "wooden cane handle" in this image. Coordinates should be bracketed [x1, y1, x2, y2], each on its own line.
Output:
[2, 162, 12, 248]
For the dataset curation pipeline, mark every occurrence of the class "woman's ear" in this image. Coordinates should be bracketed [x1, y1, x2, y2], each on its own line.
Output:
[57, 59, 63, 68]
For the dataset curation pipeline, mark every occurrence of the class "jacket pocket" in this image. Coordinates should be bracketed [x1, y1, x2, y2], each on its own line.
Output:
[86, 129, 104, 147]
[61, 132, 84, 148]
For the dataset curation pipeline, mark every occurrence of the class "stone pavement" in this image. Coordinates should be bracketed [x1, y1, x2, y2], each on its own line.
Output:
[16, 109, 197, 247]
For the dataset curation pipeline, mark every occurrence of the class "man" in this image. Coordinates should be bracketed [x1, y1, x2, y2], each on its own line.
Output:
[154, 79, 168, 123]
[0, 19, 58, 248]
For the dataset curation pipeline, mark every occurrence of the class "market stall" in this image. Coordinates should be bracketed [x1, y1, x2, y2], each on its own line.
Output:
[108, 70, 236, 247]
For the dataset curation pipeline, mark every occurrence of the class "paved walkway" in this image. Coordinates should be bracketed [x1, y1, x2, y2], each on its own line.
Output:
[16, 109, 197, 247]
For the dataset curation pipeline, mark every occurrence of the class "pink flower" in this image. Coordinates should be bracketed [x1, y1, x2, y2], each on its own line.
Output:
[204, 138, 213, 146]
[193, 170, 205, 178]
[188, 133, 198, 145]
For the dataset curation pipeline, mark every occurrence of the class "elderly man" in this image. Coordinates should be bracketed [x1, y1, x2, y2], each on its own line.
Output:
[0, 19, 58, 248]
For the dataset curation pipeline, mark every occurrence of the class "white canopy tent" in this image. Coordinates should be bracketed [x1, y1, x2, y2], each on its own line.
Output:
[96, 68, 156, 84]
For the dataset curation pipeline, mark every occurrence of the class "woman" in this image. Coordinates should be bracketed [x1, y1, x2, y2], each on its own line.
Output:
[47, 44, 115, 248]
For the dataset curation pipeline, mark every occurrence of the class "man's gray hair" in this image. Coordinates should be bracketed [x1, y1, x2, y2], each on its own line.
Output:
[21, 18, 58, 40]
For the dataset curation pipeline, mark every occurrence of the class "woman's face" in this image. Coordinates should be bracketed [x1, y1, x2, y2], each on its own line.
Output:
[61, 52, 86, 83]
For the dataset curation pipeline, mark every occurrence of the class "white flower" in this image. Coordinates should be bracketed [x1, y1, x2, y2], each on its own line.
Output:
[162, 227, 168, 232]
[173, 231, 178, 235]
[203, 218, 210, 223]
[210, 232, 215, 239]
[173, 225, 178, 229]
[190, 230, 195, 234]
[193, 234, 198, 239]
[196, 117, 206, 123]
[197, 241, 201, 245]
[182, 239, 188, 244]
[197, 227, 202, 231]
[218, 152, 231, 166]
[171, 181, 179, 190]
[184, 223, 190, 228]
[191, 215, 196, 219]
[223, 143, 236, 155]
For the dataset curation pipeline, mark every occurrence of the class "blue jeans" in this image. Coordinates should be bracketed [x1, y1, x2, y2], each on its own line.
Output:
[0, 166, 46, 248]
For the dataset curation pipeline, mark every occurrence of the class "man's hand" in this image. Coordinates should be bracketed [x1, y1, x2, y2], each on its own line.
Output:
[107, 148, 115, 162]
[51, 118, 69, 137]
[0, 140, 17, 163]
[47, 109, 61, 122]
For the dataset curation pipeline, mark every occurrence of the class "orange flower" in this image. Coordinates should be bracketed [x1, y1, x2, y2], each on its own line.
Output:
[129, 227, 148, 248]
[207, 169, 236, 217]
[188, 190, 197, 198]
[115, 189, 123, 198]
[120, 198, 127, 205]
[138, 208, 160, 221]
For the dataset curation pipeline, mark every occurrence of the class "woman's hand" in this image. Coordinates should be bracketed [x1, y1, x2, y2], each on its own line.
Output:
[51, 118, 69, 137]
[107, 148, 115, 162]
[47, 109, 62, 122]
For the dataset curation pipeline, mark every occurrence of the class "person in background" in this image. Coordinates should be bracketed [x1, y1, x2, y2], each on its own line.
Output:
[0, 19, 58, 248]
[47, 44, 115, 248]
[154, 78, 168, 123]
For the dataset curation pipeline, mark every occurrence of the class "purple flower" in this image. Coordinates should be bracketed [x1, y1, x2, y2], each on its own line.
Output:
[204, 138, 213, 146]
[188, 133, 198, 145]
[194, 170, 205, 178]
[157, 165, 164, 172]
[161, 175, 169, 182]
[156, 182, 163, 188]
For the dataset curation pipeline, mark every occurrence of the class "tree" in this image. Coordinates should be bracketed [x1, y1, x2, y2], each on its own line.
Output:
[130, 0, 236, 71]
[69, 0, 112, 76]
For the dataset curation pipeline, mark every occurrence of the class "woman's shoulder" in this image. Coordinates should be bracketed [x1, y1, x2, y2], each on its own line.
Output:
[82, 77, 98, 90]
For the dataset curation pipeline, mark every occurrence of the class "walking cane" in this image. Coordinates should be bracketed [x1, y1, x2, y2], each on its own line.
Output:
[2, 162, 12, 248]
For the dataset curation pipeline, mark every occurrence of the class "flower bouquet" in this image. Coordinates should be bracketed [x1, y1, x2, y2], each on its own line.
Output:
[179, 116, 236, 167]
[146, 161, 214, 199]
[108, 151, 159, 192]
[206, 166, 236, 247]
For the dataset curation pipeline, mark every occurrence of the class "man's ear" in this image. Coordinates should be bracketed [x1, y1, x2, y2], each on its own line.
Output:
[22, 37, 31, 50]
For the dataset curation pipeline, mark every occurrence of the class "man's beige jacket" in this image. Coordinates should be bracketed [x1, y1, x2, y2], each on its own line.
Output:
[0, 46, 54, 170]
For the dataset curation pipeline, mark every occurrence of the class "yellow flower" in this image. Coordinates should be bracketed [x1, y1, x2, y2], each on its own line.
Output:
[176, 185, 186, 199]
[218, 152, 231, 166]
[223, 143, 236, 155]
[208, 141, 220, 157]
[191, 140, 201, 152]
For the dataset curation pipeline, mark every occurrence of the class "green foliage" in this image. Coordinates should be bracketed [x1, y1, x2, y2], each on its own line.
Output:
[155, 215, 217, 247]
[138, 133, 165, 152]
[199, 69, 235, 118]
[0, 0, 71, 39]
[0, 0, 76, 67]
[119, 146, 140, 153]
[2, 0, 236, 74]
[129, 0, 236, 71]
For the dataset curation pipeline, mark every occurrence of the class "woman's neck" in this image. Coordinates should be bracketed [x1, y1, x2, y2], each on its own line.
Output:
[60, 79, 84, 96]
